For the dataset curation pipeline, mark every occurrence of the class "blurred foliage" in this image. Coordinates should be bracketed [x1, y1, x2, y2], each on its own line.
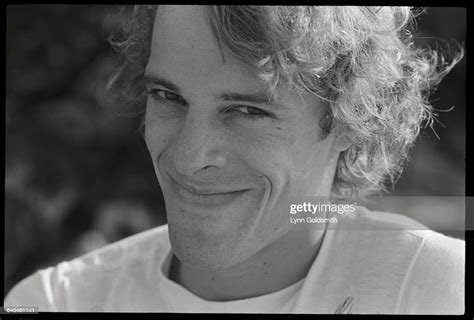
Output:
[5, 5, 166, 296]
[4, 6, 466, 296]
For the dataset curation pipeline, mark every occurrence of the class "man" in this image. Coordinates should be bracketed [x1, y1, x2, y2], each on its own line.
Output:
[4, 6, 464, 313]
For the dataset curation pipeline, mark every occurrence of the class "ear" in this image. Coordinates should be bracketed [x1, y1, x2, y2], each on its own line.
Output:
[332, 132, 351, 152]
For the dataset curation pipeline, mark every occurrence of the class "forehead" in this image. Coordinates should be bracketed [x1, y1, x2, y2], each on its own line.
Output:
[147, 6, 321, 111]
[148, 6, 262, 93]
[153, 6, 216, 60]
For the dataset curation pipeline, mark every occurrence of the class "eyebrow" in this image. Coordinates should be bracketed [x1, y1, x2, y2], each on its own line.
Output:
[217, 92, 278, 107]
[143, 72, 285, 109]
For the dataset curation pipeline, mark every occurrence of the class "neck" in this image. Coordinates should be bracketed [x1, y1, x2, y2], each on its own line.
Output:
[168, 224, 327, 301]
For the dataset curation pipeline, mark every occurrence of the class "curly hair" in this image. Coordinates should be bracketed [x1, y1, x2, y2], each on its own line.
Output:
[106, 6, 463, 199]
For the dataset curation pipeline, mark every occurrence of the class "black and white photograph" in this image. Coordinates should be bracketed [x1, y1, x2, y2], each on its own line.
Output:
[4, 5, 467, 315]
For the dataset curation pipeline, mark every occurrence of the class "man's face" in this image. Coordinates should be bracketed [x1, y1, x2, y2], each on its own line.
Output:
[144, 6, 341, 269]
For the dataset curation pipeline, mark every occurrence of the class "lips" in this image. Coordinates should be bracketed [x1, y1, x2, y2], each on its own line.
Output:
[166, 172, 250, 209]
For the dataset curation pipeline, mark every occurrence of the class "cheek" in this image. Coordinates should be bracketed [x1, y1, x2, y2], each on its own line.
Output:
[257, 127, 333, 197]
[236, 132, 295, 197]
[144, 107, 180, 157]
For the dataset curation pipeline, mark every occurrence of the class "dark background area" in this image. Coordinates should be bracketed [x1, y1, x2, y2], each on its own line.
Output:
[4, 6, 466, 297]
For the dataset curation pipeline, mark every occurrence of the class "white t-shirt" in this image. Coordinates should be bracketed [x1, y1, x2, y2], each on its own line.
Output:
[4, 207, 465, 314]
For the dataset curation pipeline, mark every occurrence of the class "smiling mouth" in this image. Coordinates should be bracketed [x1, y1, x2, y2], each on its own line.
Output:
[166, 173, 250, 207]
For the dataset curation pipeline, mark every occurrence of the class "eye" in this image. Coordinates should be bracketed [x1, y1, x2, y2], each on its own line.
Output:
[232, 106, 270, 120]
[147, 88, 183, 102]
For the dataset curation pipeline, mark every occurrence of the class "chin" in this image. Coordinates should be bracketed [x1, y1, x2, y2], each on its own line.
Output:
[170, 235, 238, 270]
[168, 222, 255, 270]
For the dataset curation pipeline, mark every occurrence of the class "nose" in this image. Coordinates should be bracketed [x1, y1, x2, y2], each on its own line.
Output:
[172, 110, 227, 176]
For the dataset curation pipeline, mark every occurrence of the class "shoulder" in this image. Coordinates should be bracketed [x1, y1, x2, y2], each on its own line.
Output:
[4, 224, 170, 312]
[327, 207, 464, 314]
[3, 267, 56, 311]
[400, 230, 464, 314]
[351, 207, 464, 288]
[329, 206, 434, 260]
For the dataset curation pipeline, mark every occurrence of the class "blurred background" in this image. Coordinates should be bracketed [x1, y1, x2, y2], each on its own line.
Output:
[4, 6, 466, 296]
